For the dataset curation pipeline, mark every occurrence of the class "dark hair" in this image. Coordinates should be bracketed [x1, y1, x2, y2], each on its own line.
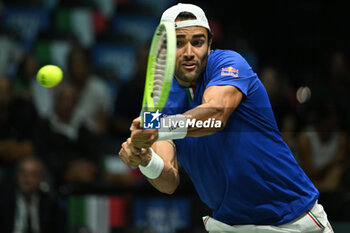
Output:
[67, 47, 91, 71]
[175, 11, 213, 42]
[15, 156, 44, 174]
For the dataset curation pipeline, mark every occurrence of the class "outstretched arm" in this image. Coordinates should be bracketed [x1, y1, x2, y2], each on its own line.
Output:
[131, 85, 243, 148]
[183, 85, 242, 137]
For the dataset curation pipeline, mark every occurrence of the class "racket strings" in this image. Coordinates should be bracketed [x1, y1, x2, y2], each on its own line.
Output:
[152, 30, 168, 105]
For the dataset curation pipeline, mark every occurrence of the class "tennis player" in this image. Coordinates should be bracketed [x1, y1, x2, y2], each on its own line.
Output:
[119, 3, 334, 233]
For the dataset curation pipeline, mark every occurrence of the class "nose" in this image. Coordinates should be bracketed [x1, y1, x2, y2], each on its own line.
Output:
[183, 43, 194, 58]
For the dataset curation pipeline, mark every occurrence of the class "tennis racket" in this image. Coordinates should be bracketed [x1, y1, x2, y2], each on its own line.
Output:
[140, 21, 176, 126]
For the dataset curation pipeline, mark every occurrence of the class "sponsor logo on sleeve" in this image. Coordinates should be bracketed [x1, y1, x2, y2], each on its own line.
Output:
[221, 66, 239, 77]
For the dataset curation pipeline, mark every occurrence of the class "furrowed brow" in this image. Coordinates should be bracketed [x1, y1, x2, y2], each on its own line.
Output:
[176, 35, 186, 39]
[176, 34, 206, 40]
[193, 34, 206, 39]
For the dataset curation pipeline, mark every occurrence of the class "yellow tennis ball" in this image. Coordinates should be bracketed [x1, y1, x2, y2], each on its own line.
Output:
[37, 65, 63, 88]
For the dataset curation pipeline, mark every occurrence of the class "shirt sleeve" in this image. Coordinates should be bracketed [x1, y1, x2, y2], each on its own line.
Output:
[205, 50, 256, 96]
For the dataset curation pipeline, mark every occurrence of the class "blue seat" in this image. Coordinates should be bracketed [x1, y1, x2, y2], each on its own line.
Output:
[132, 197, 191, 233]
[111, 14, 158, 45]
[92, 43, 137, 82]
[0, 6, 50, 49]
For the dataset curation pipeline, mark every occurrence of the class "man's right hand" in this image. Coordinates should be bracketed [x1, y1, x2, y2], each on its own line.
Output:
[118, 138, 152, 168]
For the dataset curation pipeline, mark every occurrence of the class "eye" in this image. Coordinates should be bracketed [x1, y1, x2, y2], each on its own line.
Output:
[192, 39, 205, 47]
[177, 40, 184, 48]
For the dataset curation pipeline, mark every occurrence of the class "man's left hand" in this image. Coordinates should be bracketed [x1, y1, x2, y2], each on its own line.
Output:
[130, 117, 158, 148]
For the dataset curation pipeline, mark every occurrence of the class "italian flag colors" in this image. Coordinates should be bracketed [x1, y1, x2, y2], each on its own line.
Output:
[68, 195, 127, 233]
[55, 8, 96, 47]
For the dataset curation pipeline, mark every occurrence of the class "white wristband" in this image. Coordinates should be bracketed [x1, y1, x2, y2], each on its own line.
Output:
[138, 148, 164, 179]
[157, 114, 188, 141]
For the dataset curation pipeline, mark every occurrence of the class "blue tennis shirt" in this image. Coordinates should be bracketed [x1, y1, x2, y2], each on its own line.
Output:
[162, 49, 318, 226]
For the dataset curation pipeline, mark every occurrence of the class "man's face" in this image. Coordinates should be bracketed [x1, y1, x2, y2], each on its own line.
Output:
[69, 52, 90, 85]
[17, 160, 43, 196]
[175, 26, 211, 87]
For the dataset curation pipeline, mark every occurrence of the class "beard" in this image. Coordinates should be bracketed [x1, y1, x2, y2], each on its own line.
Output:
[175, 50, 209, 87]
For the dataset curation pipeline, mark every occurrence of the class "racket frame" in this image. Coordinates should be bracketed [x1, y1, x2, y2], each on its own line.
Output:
[141, 21, 176, 125]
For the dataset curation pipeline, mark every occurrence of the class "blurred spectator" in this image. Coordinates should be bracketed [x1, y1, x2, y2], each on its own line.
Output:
[34, 84, 99, 186]
[328, 51, 350, 131]
[0, 76, 37, 181]
[259, 66, 296, 130]
[297, 106, 347, 192]
[329, 50, 350, 106]
[13, 52, 55, 119]
[106, 46, 149, 187]
[67, 46, 111, 135]
[0, 34, 22, 78]
[111, 46, 148, 141]
[308, 50, 350, 130]
[0, 156, 66, 233]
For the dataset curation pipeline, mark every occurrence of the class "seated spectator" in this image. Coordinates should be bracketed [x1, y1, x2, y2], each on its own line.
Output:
[259, 66, 299, 154]
[111, 46, 148, 142]
[12, 52, 55, 120]
[35, 84, 99, 187]
[66, 46, 111, 135]
[0, 76, 37, 181]
[107, 46, 149, 187]
[308, 50, 350, 132]
[0, 156, 66, 233]
[297, 106, 347, 192]
[328, 50, 350, 106]
[259, 66, 295, 129]
[327, 50, 350, 132]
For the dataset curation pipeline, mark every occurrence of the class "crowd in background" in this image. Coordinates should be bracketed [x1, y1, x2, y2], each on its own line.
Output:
[0, 0, 349, 232]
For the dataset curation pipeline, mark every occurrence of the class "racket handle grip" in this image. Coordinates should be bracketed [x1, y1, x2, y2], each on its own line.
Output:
[157, 114, 188, 141]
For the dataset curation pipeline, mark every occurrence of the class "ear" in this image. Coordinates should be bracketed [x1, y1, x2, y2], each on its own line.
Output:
[208, 38, 212, 54]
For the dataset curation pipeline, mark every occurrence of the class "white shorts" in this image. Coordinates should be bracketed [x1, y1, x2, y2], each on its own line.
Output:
[203, 201, 334, 233]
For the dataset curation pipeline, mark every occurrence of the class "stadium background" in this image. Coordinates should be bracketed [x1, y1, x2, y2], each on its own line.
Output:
[0, 0, 349, 232]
